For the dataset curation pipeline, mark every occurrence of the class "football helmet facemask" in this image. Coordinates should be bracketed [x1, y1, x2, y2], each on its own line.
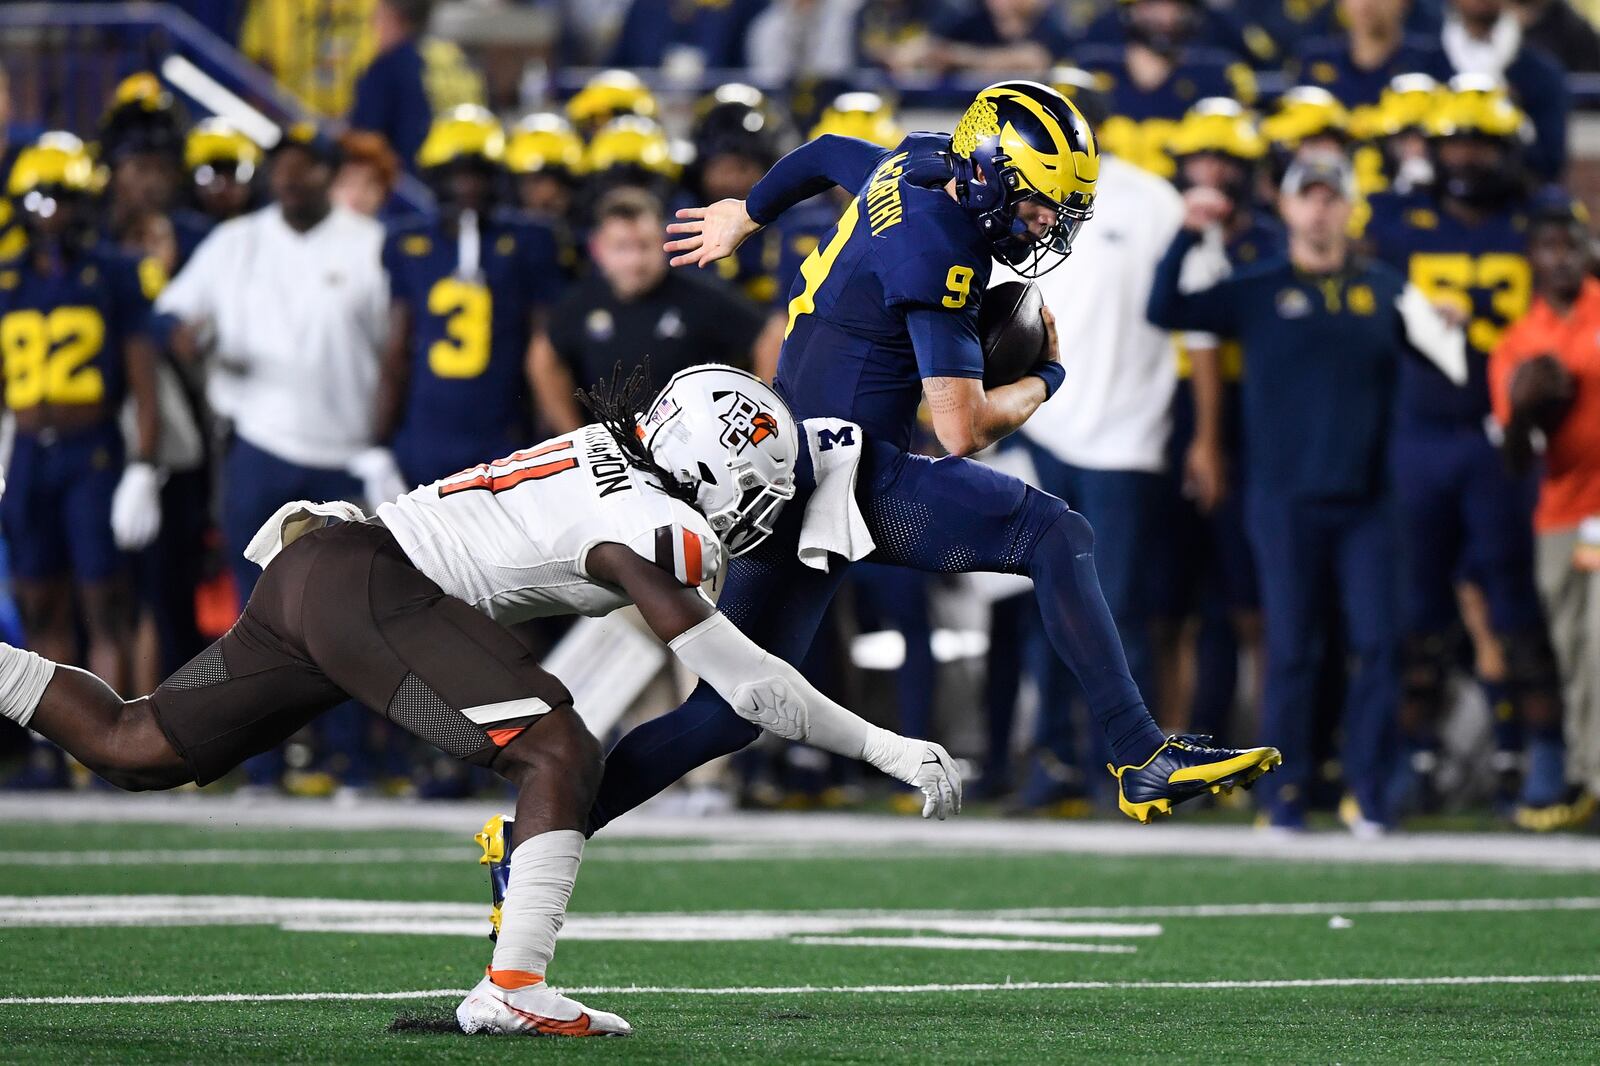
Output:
[638, 365, 799, 558]
[950, 81, 1098, 278]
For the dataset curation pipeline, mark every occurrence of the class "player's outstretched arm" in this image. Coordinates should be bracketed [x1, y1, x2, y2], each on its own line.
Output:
[665, 135, 885, 268]
[587, 542, 962, 818]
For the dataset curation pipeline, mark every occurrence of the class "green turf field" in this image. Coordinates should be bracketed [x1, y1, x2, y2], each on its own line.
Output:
[0, 809, 1596, 1064]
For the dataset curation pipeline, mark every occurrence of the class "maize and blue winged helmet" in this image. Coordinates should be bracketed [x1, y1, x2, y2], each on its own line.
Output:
[950, 81, 1098, 278]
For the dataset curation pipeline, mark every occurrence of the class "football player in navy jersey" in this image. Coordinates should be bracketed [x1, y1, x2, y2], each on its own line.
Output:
[176, 118, 261, 238]
[1076, 0, 1260, 179]
[375, 106, 564, 490]
[505, 112, 585, 251]
[690, 85, 786, 309]
[1289, 0, 1452, 109]
[1360, 82, 1565, 818]
[585, 81, 1282, 832]
[1362, 73, 1444, 196]
[0, 134, 161, 698]
[756, 92, 904, 381]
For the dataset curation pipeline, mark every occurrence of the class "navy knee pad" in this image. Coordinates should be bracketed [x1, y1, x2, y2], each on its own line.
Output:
[1022, 489, 1094, 570]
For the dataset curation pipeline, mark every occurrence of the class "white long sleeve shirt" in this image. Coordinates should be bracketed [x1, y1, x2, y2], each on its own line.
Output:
[1000, 155, 1215, 473]
[157, 204, 389, 469]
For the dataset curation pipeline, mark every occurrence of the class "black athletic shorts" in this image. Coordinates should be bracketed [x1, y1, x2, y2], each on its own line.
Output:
[149, 520, 572, 786]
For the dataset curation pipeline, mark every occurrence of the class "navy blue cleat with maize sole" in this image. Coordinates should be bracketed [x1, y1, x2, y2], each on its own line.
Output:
[1107, 735, 1283, 824]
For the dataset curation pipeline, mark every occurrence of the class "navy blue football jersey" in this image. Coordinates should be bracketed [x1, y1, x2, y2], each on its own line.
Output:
[0, 247, 150, 417]
[768, 197, 841, 312]
[383, 210, 563, 471]
[1362, 190, 1531, 426]
[1076, 44, 1259, 178]
[1289, 35, 1452, 108]
[775, 133, 991, 451]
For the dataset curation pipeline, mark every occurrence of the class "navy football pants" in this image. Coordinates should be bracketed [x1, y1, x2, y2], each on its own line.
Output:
[1022, 441, 1165, 767]
[587, 436, 1163, 832]
[1391, 423, 1544, 638]
[1247, 492, 1401, 823]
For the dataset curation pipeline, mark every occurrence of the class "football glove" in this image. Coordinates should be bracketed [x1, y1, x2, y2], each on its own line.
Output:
[863, 729, 963, 820]
[111, 461, 163, 550]
[347, 446, 409, 509]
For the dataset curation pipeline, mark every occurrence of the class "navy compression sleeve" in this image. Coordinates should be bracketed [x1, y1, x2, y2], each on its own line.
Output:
[746, 135, 885, 225]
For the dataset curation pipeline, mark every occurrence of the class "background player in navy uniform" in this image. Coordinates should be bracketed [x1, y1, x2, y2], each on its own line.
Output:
[375, 106, 563, 490]
[690, 85, 788, 310]
[176, 119, 261, 239]
[1361, 82, 1566, 816]
[347, 0, 485, 177]
[0, 133, 161, 699]
[1289, 0, 1452, 110]
[585, 81, 1281, 833]
[1150, 153, 1465, 832]
[1076, 0, 1260, 179]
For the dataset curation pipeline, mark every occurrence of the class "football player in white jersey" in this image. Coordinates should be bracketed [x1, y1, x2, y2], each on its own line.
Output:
[0, 363, 961, 1038]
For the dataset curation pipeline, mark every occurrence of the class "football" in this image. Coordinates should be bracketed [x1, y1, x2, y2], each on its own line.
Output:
[979, 280, 1049, 388]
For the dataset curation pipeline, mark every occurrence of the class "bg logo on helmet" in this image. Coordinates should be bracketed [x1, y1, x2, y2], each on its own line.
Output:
[715, 390, 780, 454]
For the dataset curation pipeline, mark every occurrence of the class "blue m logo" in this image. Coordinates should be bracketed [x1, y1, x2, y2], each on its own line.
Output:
[815, 426, 855, 452]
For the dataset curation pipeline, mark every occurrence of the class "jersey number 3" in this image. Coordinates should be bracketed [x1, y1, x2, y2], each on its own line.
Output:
[439, 439, 576, 497]
[427, 277, 492, 379]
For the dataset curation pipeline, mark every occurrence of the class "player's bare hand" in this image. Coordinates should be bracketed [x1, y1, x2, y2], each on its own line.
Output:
[1184, 438, 1228, 513]
[910, 742, 963, 820]
[664, 199, 762, 268]
[1040, 305, 1061, 365]
[1182, 186, 1233, 232]
[1431, 300, 1470, 328]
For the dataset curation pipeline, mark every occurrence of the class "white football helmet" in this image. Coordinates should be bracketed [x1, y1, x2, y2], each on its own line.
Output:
[639, 364, 799, 557]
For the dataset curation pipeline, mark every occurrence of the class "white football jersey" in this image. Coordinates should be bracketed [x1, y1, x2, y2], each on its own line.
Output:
[377, 424, 722, 623]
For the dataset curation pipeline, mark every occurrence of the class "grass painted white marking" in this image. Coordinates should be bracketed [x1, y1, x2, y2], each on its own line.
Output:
[7, 795, 1600, 871]
[0, 847, 470, 867]
[0, 896, 1161, 947]
[787, 936, 1138, 954]
[1, 974, 1596, 1007]
[2, 894, 1594, 934]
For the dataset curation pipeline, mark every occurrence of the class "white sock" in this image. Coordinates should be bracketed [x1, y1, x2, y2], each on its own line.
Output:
[0, 644, 55, 728]
[488, 829, 585, 987]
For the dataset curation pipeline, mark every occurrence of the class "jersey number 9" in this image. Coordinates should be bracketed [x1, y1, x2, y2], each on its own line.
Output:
[2, 306, 106, 409]
[427, 277, 492, 379]
[942, 266, 974, 309]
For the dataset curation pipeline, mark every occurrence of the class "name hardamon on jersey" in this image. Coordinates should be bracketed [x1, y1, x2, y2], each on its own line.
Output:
[377, 424, 721, 623]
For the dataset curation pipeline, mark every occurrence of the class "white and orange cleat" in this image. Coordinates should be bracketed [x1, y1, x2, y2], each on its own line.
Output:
[456, 971, 631, 1037]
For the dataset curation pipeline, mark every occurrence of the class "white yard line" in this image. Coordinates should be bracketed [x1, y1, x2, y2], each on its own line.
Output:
[0, 847, 470, 866]
[1, 894, 1595, 927]
[3, 794, 1598, 870]
[1, 974, 1596, 1007]
[787, 936, 1139, 954]
[0, 895, 1164, 944]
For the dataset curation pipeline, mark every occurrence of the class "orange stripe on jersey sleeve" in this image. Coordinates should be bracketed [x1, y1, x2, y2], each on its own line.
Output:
[681, 529, 702, 587]
[486, 726, 527, 747]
